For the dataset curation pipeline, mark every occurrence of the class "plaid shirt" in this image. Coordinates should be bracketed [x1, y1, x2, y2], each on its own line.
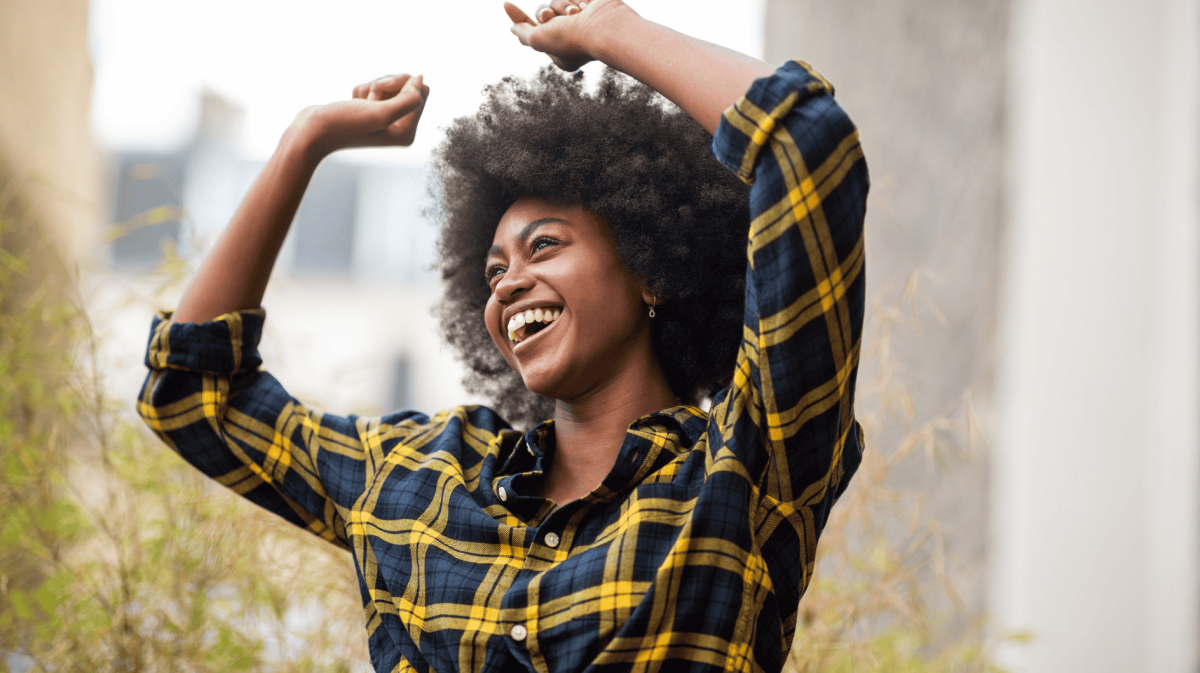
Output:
[138, 60, 867, 673]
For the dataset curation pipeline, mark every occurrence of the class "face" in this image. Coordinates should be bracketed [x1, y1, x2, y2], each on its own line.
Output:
[484, 197, 654, 401]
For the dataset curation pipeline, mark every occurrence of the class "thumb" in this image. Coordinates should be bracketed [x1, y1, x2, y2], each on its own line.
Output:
[503, 2, 535, 25]
[504, 2, 537, 45]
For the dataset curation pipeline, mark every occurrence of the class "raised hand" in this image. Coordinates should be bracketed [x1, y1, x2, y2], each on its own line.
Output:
[504, 0, 637, 72]
[293, 74, 430, 158]
[173, 73, 429, 323]
[505, 0, 772, 135]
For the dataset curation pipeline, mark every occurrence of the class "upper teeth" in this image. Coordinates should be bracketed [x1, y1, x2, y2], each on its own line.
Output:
[507, 308, 561, 343]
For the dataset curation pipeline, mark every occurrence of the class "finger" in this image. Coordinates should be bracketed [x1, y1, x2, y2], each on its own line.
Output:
[549, 0, 578, 16]
[504, 2, 537, 45]
[375, 76, 429, 146]
[503, 2, 535, 25]
[353, 82, 371, 99]
[377, 74, 427, 123]
[512, 23, 535, 46]
[535, 4, 554, 23]
[367, 73, 412, 102]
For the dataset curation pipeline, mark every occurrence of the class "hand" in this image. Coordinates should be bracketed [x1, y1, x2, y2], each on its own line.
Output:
[504, 0, 637, 72]
[291, 74, 429, 158]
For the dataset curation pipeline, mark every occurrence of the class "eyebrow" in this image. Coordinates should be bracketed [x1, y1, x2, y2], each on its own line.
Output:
[486, 218, 569, 259]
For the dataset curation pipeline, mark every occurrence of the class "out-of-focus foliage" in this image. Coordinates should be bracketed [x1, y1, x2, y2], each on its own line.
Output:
[0, 174, 368, 672]
[0, 169, 1015, 671]
[784, 272, 1017, 672]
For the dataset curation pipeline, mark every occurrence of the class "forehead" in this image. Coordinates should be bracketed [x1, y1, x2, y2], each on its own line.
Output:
[490, 196, 610, 248]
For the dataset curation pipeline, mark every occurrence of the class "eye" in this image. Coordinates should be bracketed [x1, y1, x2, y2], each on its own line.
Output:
[485, 264, 506, 282]
[531, 236, 559, 254]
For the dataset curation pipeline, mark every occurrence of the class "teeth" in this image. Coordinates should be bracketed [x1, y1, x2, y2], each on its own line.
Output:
[505, 308, 563, 344]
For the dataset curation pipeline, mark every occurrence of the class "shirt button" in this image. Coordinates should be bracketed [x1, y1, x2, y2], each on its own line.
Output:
[498, 486, 508, 502]
[544, 532, 560, 548]
[510, 624, 528, 641]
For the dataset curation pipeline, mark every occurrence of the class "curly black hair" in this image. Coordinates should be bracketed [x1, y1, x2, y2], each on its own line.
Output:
[431, 66, 750, 428]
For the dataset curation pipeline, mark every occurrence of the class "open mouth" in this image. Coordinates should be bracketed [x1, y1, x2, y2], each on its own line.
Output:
[507, 307, 562, 345]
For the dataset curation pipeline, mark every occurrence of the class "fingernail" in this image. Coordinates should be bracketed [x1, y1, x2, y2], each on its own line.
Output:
[539, 8, 553, 20]
[579, 1, 588, 7]
[566, 5, 578, 14]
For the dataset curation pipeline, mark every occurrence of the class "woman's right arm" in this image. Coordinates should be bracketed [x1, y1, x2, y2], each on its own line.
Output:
[173, 73, 428, 323]
[140, 75, 432, 547]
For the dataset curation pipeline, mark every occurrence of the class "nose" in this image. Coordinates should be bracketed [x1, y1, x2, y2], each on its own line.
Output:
[494, 261, 533, 303]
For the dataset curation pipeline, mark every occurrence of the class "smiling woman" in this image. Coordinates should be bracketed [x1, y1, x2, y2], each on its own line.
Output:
[434, 66, 749, 430]
[135, 1, 869, 671]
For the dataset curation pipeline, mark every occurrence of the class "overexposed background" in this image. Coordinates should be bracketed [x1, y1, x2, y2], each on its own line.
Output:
[88, 0, 765, 162]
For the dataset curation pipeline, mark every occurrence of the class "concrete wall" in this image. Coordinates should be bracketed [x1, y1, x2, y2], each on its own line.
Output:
[764, 0, 1010, 621]
[994, 0, 1200, 670]
[0, 0, 100, 260]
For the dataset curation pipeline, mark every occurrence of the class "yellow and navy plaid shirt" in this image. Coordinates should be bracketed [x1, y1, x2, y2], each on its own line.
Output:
[138, 61, 867, 673]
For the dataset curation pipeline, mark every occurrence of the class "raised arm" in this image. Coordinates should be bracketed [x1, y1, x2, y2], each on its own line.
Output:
[509, 0, 869, 613]
[504, 0, 773, 134]
[173, 74, 429, 323]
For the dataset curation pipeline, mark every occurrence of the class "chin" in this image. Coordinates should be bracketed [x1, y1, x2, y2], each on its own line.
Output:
[518, 365, 569, 401]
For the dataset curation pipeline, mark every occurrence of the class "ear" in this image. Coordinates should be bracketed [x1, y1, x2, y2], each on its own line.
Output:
[641, 287, 658, 306]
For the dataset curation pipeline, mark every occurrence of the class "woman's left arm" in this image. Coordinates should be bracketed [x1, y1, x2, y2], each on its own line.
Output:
[505, 0, 773, 134]
[510, 0, 869, 579]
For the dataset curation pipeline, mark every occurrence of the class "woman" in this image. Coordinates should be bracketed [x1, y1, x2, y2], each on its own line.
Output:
[137, 1, 868, 671]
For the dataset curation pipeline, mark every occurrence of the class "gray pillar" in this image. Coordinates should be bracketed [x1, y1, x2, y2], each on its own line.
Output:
[993, 0, 1200, 670]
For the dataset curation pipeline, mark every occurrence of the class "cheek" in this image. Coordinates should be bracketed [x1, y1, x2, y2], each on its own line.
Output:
[483, 297, 517, 364]
[483, 298, 502, 346]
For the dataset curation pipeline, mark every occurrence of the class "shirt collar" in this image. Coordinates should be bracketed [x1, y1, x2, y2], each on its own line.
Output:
[598, 405, 708, 494]
[498, 406, 709, 494]
[498, 419, 554, 477]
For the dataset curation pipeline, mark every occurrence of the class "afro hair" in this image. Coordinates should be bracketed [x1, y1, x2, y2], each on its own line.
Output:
[431, 66, 750, 428]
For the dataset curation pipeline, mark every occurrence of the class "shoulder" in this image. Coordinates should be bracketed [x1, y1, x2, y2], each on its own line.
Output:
[366, 404, 515, 458]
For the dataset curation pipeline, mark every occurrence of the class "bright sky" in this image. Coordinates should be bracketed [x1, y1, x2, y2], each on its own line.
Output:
[89, 0, 764, 165]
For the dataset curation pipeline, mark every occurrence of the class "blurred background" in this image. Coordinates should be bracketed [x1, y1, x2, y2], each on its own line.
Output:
[0, 0, 1196, 671]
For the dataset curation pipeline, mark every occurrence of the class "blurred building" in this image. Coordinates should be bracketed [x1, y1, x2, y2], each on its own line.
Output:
[766, 0, 1199, 671]
[104, 89, 476, 418]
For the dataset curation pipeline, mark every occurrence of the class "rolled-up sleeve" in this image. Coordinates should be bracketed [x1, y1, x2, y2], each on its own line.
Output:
[137, 309, 415, 549]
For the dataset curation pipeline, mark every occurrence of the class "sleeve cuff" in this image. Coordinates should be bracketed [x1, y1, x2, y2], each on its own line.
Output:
[144, 308, 266, 375]
[712, 60, 836, 184]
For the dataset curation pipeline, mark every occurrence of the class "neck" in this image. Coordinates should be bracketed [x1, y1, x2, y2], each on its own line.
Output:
[542, 352, 677, 505]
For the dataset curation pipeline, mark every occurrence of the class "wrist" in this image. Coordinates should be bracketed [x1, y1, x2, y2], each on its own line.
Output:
[585, 1, 645, 68]
[279, 116, 332, 169]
